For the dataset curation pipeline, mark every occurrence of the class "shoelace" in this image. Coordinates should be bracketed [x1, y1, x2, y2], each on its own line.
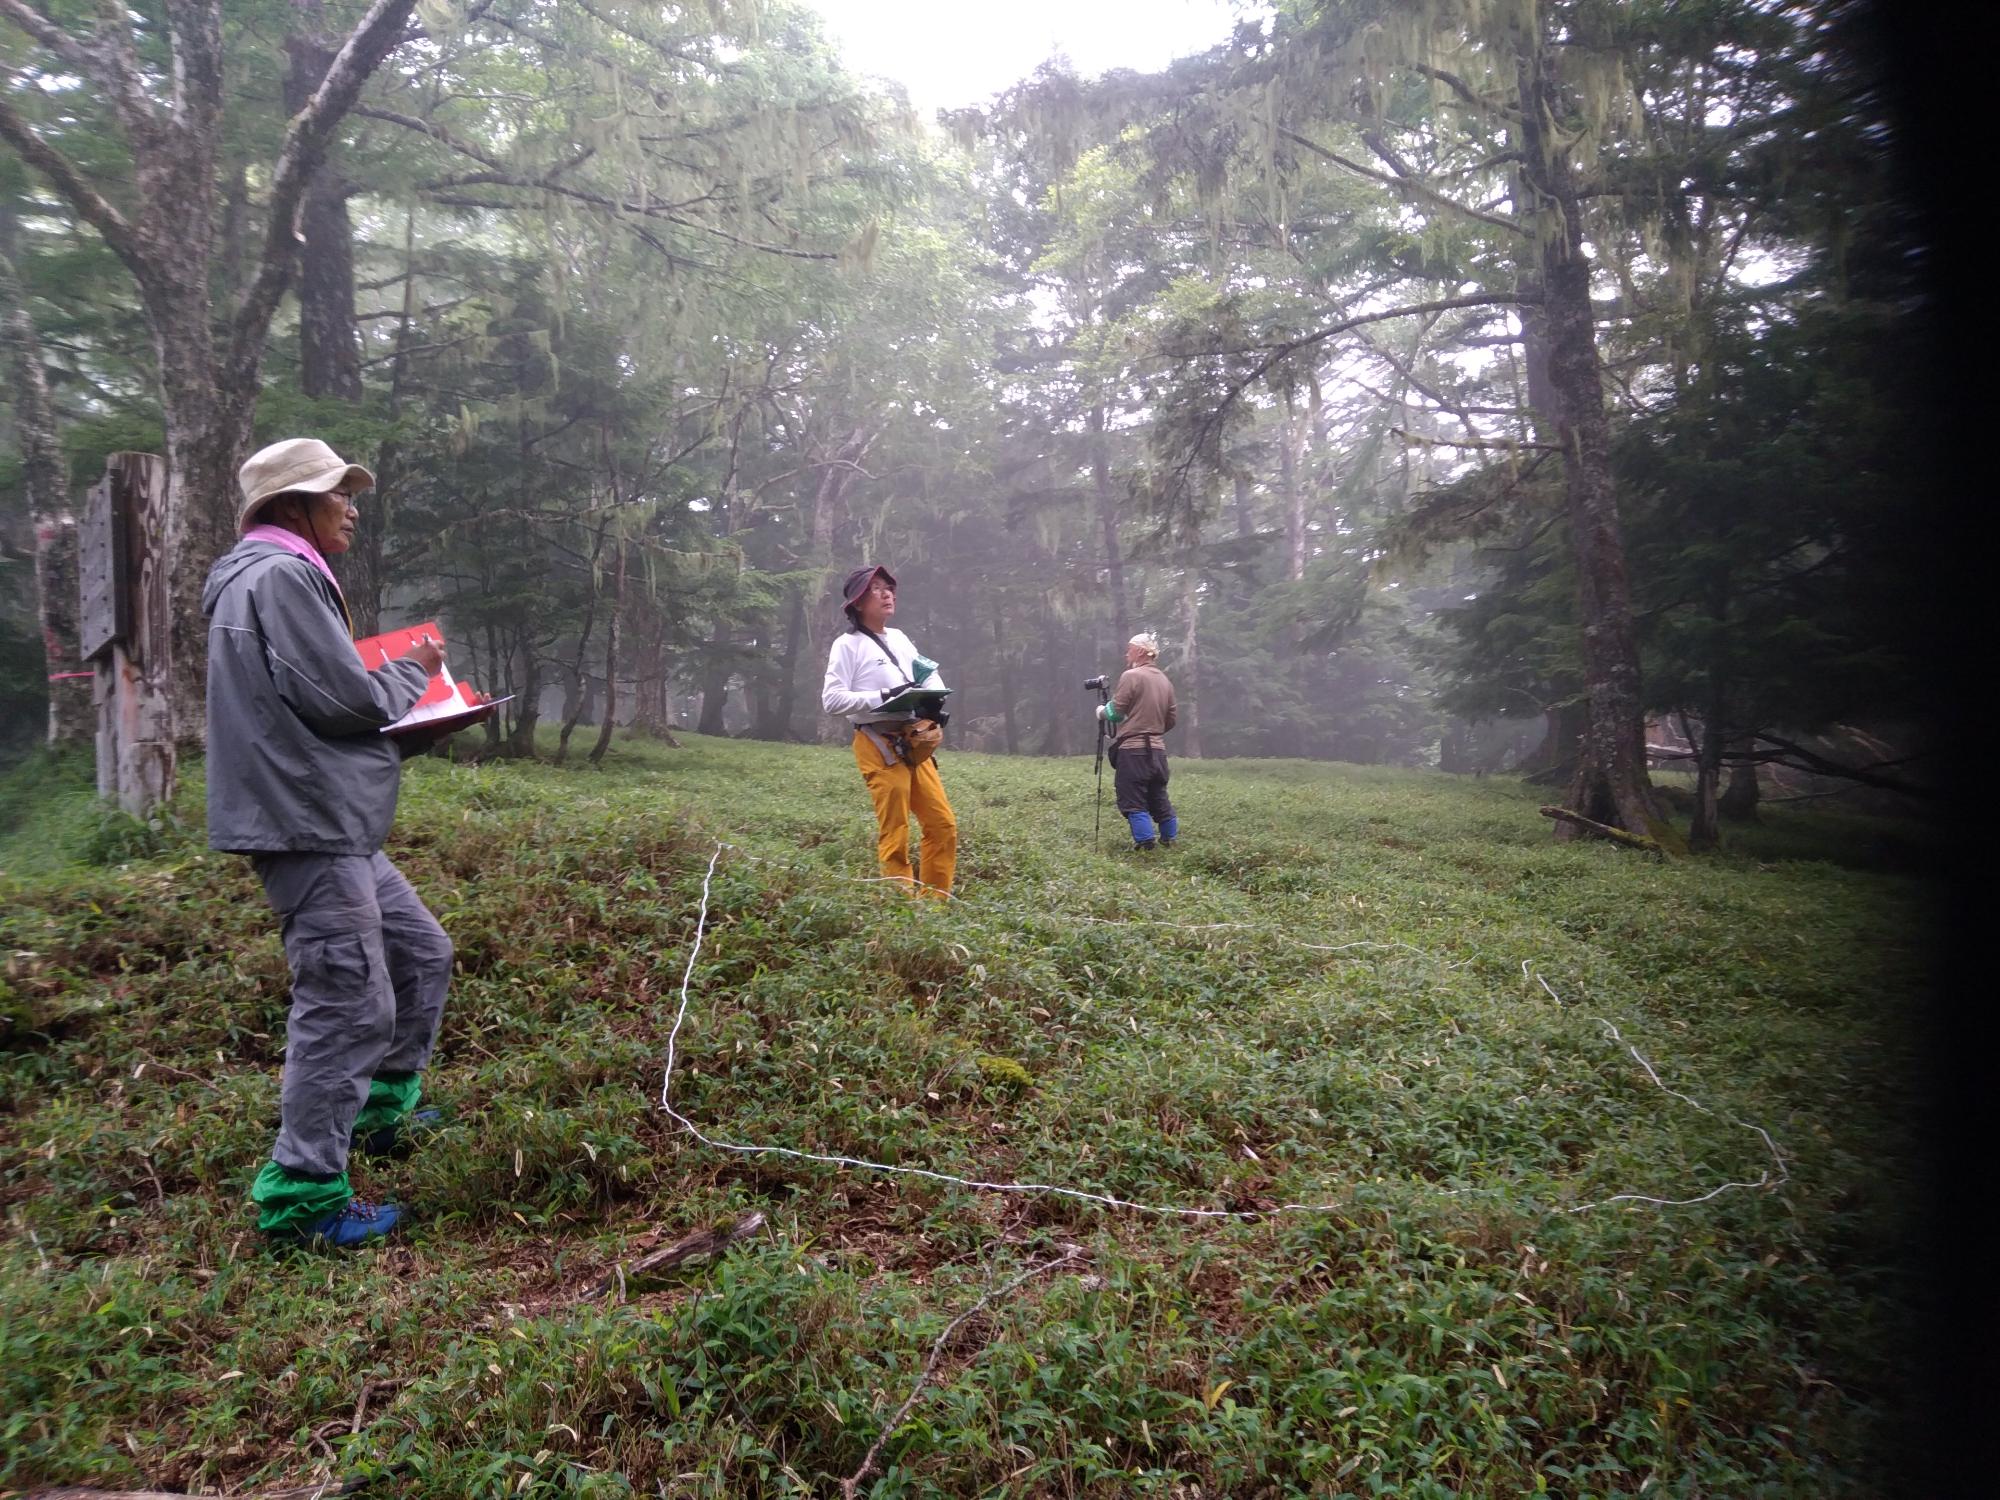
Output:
[334, 1198, 383, 1225]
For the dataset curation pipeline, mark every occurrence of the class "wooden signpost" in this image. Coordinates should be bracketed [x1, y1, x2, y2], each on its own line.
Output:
[78, 453, 175, 816]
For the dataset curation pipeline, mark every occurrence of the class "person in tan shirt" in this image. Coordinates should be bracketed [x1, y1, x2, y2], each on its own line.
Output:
[1096, 632, 1180, 850]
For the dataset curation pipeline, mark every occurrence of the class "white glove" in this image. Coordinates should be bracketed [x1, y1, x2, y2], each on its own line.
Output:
[1095, 703, 1109, 722]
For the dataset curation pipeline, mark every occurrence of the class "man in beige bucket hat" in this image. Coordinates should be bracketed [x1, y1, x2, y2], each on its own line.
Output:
[203, 437, 454, 1249]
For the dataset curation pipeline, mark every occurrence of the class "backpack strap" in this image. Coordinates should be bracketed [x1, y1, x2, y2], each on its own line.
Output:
[857, 626, 912, 685]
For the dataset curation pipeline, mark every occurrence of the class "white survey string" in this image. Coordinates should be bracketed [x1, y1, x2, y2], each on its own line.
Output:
[657, 840, 1790, 1221]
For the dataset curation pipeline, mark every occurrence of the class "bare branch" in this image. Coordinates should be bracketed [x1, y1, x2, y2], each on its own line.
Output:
[0, 0, 100, 81]
[415, 164, 840, 262]
[1391, 427, 1559, 452]
[0, 79, 143, 273]
[1162, 291, 1529, 496]
[88, 0, 159, 138]
[1410, 62, 1520, 122]
[1280, 127, 1522, 236]
[351, 103, 507, 171]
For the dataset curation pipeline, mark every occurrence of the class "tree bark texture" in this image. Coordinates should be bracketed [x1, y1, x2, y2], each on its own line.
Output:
[555, 518, 613, 763]
[283, 24, 364, 402]
[588, 544, 625, 765]
[33, 514, 94, 747]
[1178, 529, 1202, 760]
[696, 645, 732, 735]
[1090, 404, 1130, 649]
[508, 627, 542, 757]
[285, 15, 378, 627]
[1515, 47, 1677, 851]
[1685, 710, 1723, 853]
[1718, 737, 1761, 822]
[992, 598, 1019, 754]
[804, 425, 874, 743]
[752, 584, 807, 740]
[1, 241, 91, 746]
[625, 605, 678, 745]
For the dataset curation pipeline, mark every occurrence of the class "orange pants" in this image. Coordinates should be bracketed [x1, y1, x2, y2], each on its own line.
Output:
[852, 730, 957, 897]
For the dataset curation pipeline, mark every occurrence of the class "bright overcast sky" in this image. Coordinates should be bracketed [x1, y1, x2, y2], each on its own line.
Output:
[801, 0, 1258, 116]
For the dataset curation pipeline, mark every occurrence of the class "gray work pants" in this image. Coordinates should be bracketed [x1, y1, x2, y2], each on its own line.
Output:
[253, 851, 453, 1179]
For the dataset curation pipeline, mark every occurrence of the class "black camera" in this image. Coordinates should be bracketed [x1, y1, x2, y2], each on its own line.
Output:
[1082, 675, 1109, 691]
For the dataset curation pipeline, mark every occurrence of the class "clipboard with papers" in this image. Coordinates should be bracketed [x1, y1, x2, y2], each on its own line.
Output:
[873, 684, 952, 715]
[354, 621, 508, 737]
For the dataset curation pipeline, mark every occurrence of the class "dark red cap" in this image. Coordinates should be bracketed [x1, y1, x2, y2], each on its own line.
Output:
[840, 565, 896, 609]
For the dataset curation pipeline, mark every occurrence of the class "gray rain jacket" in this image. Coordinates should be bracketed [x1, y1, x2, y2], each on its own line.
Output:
[202, 539, 431, 855]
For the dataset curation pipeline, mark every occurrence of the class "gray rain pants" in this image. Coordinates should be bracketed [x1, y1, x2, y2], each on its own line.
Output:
[253, 851, 453, 1179]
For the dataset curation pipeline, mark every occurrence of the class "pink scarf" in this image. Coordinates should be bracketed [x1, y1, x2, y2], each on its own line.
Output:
[244, 523, 342, 597]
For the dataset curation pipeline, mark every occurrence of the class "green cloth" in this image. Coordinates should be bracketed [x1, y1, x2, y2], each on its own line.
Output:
[349, 1070, 422, 1137]
[250, 1160, 351, 1235]
[253, 1072, 422, 1234]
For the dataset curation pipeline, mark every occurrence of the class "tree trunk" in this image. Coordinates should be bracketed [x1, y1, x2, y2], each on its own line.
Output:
[285, 20, 374, 623]
[1685, 710, 1724, 853]
[1517, 50, 1678, 852]
[588, 544, 624, 765]
[993, 598, 1019, 754]
[629, 605, 668, 736]
[1719, 735, 1761, 822]
[804, 424, 874, 742]
[283, 24, 363, 400]
[1179, 531, 1201, 760]
[508, 629, 542, 757]
[32, 512, 95, 747]
[1232, 470, 1254, 540]
[2, 241, 91, 747]
[0, 0, 424, 789]
[697, 646, 732, 735]
[354, 204, 423, 641]
[554, 518, 612, 763]
[1090, 403, 1129, 649]
[1281, 389, 1308, 585]
[753, 584, 806, 740]
[1520, 697, 1586, 785]
[1036, 604, 1071, 756]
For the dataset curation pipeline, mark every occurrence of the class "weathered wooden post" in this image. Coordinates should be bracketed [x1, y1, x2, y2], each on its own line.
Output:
[78, 453, 176, 815]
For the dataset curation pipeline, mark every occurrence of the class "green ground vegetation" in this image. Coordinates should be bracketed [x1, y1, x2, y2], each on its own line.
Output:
[0, 735, 1929, 1496]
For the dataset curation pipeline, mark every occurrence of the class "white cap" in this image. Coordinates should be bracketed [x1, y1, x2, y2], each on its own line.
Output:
[1128, 632, 1159, 657]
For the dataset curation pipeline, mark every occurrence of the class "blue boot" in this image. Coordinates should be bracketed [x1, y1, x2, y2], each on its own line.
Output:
[270, 1198, 403, 1250]
[1125, 810, 1157, 850]
[1159, 815, 1179, 849]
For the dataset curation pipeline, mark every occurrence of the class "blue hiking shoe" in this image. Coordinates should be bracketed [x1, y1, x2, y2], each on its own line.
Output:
[271, 1197, 402, 1250]
[352, 1108, 443, 1159]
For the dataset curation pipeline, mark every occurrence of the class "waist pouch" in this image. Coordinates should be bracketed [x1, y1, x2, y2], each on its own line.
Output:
[862, 719, 943, 767]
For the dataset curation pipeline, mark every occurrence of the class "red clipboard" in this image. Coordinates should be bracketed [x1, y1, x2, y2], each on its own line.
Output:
[354, 621, 507, 736]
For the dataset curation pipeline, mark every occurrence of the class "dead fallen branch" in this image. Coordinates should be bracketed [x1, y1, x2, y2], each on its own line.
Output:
[1539, 805, 1664, 854]
[583, 1210, 765, 1300]
[840, 1245, 1085, 1498]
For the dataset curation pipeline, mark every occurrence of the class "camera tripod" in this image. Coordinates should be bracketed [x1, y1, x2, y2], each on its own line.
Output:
[1089, 678, 1110, 853]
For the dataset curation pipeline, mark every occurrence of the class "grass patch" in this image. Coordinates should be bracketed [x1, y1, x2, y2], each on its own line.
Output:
[0, 733, 1925, 1495]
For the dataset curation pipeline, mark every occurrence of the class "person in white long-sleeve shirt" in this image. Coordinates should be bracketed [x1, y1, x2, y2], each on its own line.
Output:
[822, 564, 957, 896]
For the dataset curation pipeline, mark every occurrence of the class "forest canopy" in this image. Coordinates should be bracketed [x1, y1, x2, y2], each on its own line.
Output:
[1, 0, 1937, 848]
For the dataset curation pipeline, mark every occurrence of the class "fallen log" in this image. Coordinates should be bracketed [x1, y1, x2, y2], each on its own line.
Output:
[1539, 805, 1664, 854]
[583, 1210, 766, 1300]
